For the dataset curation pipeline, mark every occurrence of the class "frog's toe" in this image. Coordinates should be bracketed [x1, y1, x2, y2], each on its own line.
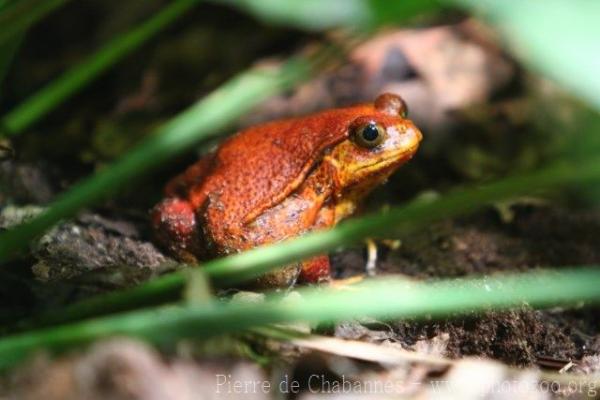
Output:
[364, 238, 378, 277]
[298, 255, 331, 284]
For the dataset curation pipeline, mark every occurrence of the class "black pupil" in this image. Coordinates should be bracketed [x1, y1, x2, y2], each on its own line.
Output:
[362, 124, 379, 141]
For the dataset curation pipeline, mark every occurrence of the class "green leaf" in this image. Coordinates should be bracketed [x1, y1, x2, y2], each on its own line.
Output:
[451, 0, 600, 111]
[213, 0, 441, 30]
[19, 155, 600, 328]
[1, 267, 600, 370]
[216, 0, 369, 30]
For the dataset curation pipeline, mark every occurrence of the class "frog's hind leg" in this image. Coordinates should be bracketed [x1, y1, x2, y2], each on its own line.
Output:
[246, 175, 336, 287]
[151, 197, 205, 263]
[154, 154, 215, 262]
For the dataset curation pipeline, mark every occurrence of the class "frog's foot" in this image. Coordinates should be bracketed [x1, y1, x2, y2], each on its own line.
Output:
[151, 197, 202, 263]
[363, 238, 401, 276]
[298, 255, 331, 284]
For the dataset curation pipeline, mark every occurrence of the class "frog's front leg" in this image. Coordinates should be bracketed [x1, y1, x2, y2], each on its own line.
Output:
[244, 200, 334, 287]
[298, 255, 331, 283]
[238, 167, 335, 287]
[296, 202, 335, 283]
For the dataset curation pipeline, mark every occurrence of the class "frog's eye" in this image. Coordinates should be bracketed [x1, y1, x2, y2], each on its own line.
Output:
[353, 122, 386, 148]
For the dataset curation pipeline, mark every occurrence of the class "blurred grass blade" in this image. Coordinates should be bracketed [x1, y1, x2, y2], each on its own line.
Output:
[0, 0, 47, 95]
[202, 159, 600, 286]
[452, 0, 600, 111]
[0, 35, 23, 94]
[2, 267, 600, 369]
[213, 0, 441, 30]
[0, 0, 200, 136]
[0, 0, 73, 46]
[368, 0, 442, 25]
[21, 156, 600, 328]
[216, 0, 369, 30]
[0, 49, 333, 262]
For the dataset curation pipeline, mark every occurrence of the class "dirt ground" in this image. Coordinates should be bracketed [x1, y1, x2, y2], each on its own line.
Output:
[334, 205, 600, 366]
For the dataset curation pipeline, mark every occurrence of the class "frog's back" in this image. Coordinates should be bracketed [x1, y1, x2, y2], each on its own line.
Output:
[187, 105, 371, 233]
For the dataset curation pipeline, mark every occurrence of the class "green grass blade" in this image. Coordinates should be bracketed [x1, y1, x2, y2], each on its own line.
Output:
[451, 0, 600, 111]
[0, 0, 54, 95]
[213, 0, 441, 30]
[0, 51, 331, 262]
[0, 0, 73, 46]
[20, 156, 600, 328]
[1, 267, 599, 370]
[0, 0, 200, 136]
[216, 0, 370, 30]
[202, 159, 600, 286]
[368, 0, 442, 25]
[0, 34, 23, 95]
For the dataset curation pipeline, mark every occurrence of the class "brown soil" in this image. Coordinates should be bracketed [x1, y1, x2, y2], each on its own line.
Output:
[332, 205, 600, 366]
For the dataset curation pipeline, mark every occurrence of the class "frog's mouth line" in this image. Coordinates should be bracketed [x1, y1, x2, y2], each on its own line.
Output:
[352, 144, 420, 174]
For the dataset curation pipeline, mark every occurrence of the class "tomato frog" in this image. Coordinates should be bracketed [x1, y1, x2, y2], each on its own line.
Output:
[152, 93, 422, 286]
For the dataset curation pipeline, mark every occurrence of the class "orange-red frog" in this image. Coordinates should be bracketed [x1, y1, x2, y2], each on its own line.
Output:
[152, 93, 422, 286]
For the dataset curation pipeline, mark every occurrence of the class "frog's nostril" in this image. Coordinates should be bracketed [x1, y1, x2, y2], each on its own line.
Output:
[401, 124, 422, 141]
